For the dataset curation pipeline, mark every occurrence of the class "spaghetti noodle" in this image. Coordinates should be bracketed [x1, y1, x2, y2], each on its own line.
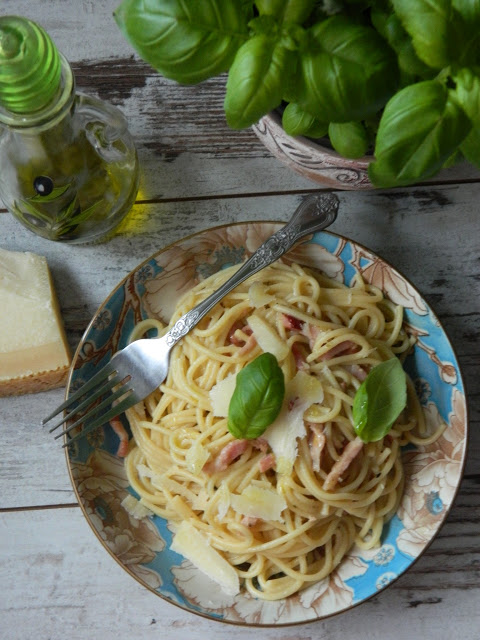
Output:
[123, 261, 441, 600]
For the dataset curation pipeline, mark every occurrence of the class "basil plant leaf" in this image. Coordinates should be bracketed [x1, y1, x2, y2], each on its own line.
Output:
[228, 352, 285, 440]
[255, 0, 316, 24]
[295, 15, 399, 123]
[224, 34, 296, 128]
[353, 358, 407, 443]
[391, 0, 464, 70]
[454, 68, 480, 167]
[114, 0, 252, 84]
[369, 79, 472, 188]
[328, 121, 369, 159]
[282, 102, 328, 138]
[370, 7, 433, 80]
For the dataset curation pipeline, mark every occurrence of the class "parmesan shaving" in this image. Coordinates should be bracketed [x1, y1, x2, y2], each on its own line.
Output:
[248, 281, 275, 308]
[171, 520, 240, 596]
[247, 314, 289, 361]
[121, 494, 153, 520]
[264, 370, 324, 474]
[231, 485, 287, 522]
[209, 372, 237, 416]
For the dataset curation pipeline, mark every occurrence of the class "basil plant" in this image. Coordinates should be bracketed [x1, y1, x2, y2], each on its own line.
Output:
[115, 0, 480, 188]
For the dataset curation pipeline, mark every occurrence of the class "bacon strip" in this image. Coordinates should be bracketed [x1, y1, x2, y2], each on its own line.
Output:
[258, 453, 276, 473]
[320, 340, 359, 361]
[323, 436, 364, 491]
[241, 516, 259, 527]
[110, 417, 129, 457]
[203, 439, 249, 474]
[282, 313, 304, 331]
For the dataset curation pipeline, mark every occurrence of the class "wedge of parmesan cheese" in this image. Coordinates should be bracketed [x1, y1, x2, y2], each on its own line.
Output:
[247, 314, 289, 361]
[263, 370, 324, 474]
[231, 485, 287, 522]
[170, 520, 240, 596]
[0, 248, 71, 396]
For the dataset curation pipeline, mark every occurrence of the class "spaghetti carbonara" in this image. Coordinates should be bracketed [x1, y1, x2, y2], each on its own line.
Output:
[123, 261, 440, 600]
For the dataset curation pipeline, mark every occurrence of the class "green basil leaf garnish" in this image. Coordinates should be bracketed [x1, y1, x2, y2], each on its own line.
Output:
[228, 352, 285, 440]
[353, 358, 407, 443]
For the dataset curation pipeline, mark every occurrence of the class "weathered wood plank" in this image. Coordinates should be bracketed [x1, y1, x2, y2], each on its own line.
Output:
[0, 490, 479, 640]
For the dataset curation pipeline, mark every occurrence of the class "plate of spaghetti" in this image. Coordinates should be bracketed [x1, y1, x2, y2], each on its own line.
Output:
[66, 220, 467, 626]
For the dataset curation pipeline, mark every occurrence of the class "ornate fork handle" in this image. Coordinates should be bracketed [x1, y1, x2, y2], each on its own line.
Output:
[165, 193, 339, 347]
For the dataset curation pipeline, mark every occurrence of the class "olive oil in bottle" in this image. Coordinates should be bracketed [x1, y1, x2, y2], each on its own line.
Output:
[0, 15, 139, 243]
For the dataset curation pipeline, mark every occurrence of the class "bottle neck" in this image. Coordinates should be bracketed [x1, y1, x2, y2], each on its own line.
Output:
[0, 54, 75, 132]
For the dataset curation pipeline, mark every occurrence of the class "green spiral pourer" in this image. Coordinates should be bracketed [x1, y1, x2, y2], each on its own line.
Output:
[0, 15, 62, 114]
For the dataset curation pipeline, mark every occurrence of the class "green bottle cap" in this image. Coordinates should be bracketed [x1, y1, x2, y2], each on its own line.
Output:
[0, 15, 62, 114]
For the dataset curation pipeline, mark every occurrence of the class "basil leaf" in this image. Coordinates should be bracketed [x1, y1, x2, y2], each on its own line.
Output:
[453, 68, 480, 126]
[282, 102, 328, 138]
[224, 35, 295, 128]
[369, 80, 472, 188]
[114, 0, 252, 84]
[454, 68, 480, 168]
[328, 121, 368, 158]
[370, 7, 433, 80]
[353, 358, 407, 443]
[255, 0, 316, 24]
[390, 0, 462, 70]
[228, 352, 285, 440]
[296, 15, 398, 123]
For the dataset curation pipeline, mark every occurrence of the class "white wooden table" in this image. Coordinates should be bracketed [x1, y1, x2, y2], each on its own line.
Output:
[1, 2, 479, 639]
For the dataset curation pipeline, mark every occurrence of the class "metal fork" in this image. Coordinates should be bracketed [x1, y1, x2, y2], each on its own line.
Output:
[43, 193, 339, 446]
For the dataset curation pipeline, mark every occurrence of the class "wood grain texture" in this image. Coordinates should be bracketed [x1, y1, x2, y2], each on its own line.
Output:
[0, 1, 479, 637]
[1, 496, 479, 640]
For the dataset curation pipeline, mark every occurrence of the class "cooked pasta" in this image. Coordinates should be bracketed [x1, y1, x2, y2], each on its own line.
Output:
[124, 261, 441, 600]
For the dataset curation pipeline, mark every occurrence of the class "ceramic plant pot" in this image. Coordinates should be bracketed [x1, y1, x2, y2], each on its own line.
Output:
[252, 110, 373, 190]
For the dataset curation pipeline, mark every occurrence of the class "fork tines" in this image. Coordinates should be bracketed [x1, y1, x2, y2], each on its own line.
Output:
[42, 363, 133, 447]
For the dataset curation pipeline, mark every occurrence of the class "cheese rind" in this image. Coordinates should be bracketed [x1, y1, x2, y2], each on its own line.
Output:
[0, 248, 71, 396]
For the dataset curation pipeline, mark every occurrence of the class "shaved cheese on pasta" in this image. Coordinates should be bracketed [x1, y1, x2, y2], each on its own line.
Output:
[186, 440, 209, 474]
[121, 494, 153, 520]
[209, 373, 237, 416]
[171, 521, 240, 596]
[231, 485, 287, 522]
[264, 370, 324, 474]
[216, 483, 231, 520]
[247, 314, 289, 360]
[248, 281, 275, 308]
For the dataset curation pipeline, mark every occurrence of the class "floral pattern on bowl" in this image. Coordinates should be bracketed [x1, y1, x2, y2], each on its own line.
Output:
[66, 221, 467, 626]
